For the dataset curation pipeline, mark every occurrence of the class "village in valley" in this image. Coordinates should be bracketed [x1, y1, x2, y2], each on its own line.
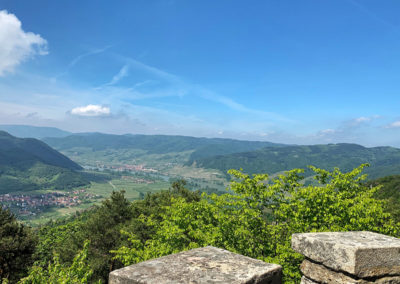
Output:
[0, 189, 100, 217]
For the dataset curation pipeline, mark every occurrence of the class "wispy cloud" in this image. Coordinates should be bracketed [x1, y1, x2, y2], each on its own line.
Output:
[346, 0, 400, 33]
[354, 116, 371, 123]
[0, 10, 48, 76]
[194, 86, 293, 122]
[113, 53, 180, 83]
[346, 115, 380, 127]
[385, 120, 400, 129]
[108, 53, 292, 122]
[68, 45, 112, 69]
[95, 64, 129, 89]
[55, 45, 112, 79]
[107, 64, 129, 85]
[292, 115, 386, 146]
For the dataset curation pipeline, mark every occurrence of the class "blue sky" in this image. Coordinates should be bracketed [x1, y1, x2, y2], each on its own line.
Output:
[0, 0, 400, 146]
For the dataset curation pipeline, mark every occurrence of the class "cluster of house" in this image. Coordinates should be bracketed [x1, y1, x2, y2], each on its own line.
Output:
[94, 163, 158, 173]
[0, 189, 99, 216]
[121, 175, 155, 184]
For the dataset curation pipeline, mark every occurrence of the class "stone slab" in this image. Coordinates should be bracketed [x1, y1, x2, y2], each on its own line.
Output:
[109, 246, 282, 284]
[292, 231, 400, 278]
[301, 259, 361, 284]
[300, 276, 319, 284]
[300, 259, 400, 284]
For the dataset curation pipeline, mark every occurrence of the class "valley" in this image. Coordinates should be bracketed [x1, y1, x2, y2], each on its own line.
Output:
[2, 127, 400, 226]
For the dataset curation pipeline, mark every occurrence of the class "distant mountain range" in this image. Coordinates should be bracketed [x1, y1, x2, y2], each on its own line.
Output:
[3, 124, 400, 182]
[43, 133, 284, 157]
[0, 131, 87, 194]
[43, 132, 400, 180]
[190, 143, 400, 180]
[0, 125, 72, 139]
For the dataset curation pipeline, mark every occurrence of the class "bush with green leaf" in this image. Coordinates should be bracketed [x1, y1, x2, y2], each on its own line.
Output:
[18, 241, 96, 284]
[113, 164, 399, 283]
[0, 207, 37, 283]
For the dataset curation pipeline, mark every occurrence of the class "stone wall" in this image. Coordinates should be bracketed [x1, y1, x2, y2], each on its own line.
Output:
[109, 231, 400, 283]
[292, 231, 400, 284]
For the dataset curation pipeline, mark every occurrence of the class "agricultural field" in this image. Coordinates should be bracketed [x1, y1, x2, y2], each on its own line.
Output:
[10, 172, 171, 226]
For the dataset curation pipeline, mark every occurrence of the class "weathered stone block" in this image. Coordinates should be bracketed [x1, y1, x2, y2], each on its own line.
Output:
[292, 231, 400, 278]
[109, 246, 282, 284]
[300, 259, 361, 284]
[299, 261, 400, 284]
[300, 276, 319, 284]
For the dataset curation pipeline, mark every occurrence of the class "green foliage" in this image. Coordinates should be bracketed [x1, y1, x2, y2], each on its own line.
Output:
[34, 218, 86, 267]
[0, 207, 37, 283]
[19, 241, 96, 284]
[367, 174, 400, 222]
[27, 167, 400, 283]
[31, 184, 201, 283]
[112, 164, 399, 283]
[82, 191, 133, 281]
[34, 191, 134, 282]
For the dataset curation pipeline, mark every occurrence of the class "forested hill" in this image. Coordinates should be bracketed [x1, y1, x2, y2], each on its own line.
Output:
[0, 131, 87, 193]
[0, 131, 81, 170]
[191, 143, 400, 180]
[368, 175, 400, 221]
[43, 133, 284, 155]
[0, 125, 71, 139]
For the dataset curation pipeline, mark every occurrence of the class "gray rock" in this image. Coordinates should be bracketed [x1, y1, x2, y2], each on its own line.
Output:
[299, 261, 400, 284]
[109, 246, 282, 284]
[300, 259, 361, 284]
[292, 231, 400, 278]
[300, 276, 320, 284]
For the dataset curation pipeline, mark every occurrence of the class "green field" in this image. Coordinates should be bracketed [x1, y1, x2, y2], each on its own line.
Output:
[88, 179, 170, 200]
[21, 177, 171, 226]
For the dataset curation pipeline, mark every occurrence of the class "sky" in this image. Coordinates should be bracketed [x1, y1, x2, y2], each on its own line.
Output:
[0, 0, 400, 146]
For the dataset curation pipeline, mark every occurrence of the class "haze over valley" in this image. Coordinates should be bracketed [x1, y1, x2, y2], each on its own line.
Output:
[1, 124, 399, 226]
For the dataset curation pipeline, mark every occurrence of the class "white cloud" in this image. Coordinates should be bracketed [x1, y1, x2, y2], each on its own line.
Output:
[70, 104, 110, 117]
[347, 115, 380, 127]
[0, 10, 47, 76]
[320, 128, 336, 134]
[354, 116, 370, 123]
[386, 121, 400, 128]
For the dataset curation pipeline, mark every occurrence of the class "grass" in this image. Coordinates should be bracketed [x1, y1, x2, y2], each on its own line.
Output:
[21, 177, 171, 226]
[88, 179, 170, 200]
[22, 202, 94, 226]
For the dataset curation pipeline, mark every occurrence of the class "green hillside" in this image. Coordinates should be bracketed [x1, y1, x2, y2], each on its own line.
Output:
[367, 175, 400, 221]
[43, 133, 283, 155]
[0, 125, 71, 139]
[0, 131, 88, 193]
[43, 134, 400, 182]
[192, 143, 400, 179]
